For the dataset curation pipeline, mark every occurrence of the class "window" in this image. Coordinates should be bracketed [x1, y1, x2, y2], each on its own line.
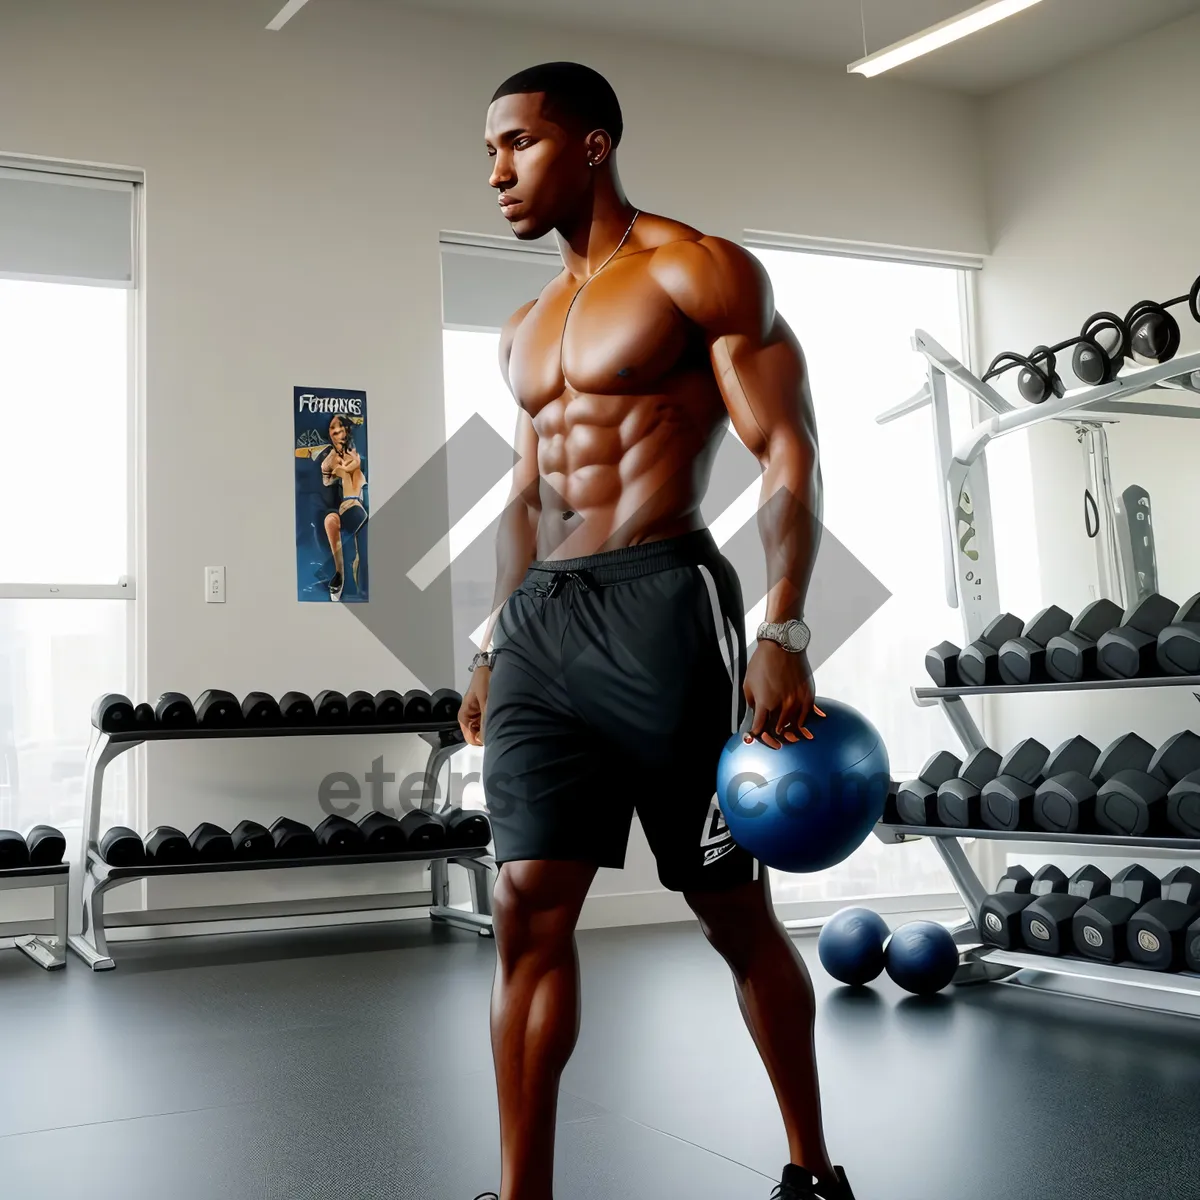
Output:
[440, 235, 975, 906]
[749, 243, 974, 905]
[0, 160, 139, 845]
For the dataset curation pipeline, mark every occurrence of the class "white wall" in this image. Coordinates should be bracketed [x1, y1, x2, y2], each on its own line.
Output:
[0, 0, 987, 926]
[979, 11, 1200, 758]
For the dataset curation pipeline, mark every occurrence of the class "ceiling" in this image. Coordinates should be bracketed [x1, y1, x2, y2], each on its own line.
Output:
[389, 0, 1200, 95]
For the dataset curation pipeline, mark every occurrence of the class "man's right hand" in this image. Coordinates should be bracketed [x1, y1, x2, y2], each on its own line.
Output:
[459, 668, 490, 747]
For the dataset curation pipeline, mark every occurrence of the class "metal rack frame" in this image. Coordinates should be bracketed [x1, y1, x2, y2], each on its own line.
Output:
[877, 337, 1200, 1005]
[68, 719, 490, 971]
[0, 863, 70, 970]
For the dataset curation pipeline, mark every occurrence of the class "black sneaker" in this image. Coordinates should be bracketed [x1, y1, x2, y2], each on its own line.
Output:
[772, 1164, 855, 1199]
[329, 571, 344, 602]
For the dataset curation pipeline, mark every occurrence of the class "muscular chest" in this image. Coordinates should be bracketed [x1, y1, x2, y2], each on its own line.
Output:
[507, 263, 695, 414]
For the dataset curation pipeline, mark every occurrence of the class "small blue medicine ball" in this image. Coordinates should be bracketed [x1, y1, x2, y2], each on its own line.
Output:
[716, 697, 890, 873]
[884, 921, 960, 996]
[818, 907, 891, 986]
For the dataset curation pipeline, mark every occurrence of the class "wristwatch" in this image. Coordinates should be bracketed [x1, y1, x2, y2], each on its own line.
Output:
[469, 650, 498, 672]
[756, 618, 811, 654]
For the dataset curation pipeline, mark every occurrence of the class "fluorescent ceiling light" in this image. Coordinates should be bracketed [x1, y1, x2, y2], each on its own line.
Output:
[848, 0, 1046, 78]
[266, 0, 315, 31]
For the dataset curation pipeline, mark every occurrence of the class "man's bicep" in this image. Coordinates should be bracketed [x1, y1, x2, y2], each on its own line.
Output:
[712, 317, 815, 461]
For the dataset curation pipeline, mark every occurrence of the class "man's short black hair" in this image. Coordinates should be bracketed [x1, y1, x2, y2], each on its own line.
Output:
[491, 62, 623, 149]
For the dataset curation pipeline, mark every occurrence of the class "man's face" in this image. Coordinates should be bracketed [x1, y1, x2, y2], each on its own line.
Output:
[485, 91, 587, 240]
[330, 421, 346, 449]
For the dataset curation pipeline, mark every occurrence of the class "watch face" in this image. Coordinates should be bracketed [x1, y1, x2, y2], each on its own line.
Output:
[787, 623, 809, 651]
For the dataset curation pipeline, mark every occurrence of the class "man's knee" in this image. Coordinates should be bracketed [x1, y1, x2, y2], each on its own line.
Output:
[493, 861, 592, 964]
[685, 881, 778, 964]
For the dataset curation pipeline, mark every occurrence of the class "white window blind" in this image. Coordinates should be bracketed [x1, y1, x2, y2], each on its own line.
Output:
[0, 163, 138, 287]
[441, 235, 562, 331]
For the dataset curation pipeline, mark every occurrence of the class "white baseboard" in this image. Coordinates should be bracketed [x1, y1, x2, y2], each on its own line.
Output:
[577, 888, 695, 930]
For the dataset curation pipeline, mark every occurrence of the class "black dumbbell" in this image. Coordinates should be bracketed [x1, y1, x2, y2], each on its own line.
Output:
[1034, 732, 1152, 834]
[242, 692, 283, 727]
[270, 817, 318, 857]
[280, 691, 317, 725]
[1097, 593, 1179, 679]
[398, 810, 447, 851]
[1186, 910, 1200, 973]
[374, 690, 405, 723]
[358, 811, 407, 852]
[230, 819, 274, 858]
[133, 703, 157, 729]
[145, 825, 193, 864]
[347, 691, 377, 723]
[154, 692, 197, 728]
[1045, 599, 1124, 682]
[189, 822, 234, 861]
[195, 689, 242, 728]
[1168, 770, 1200, 838]
[0, 830, 30, 869]
[1021, 865, 1110, 955]
[1148, 730, 1200, 788]
[315, 814, 367, 854]
[1127, 866, 1200, 970]
[25, 825, 65, 866]
[882, 779, 902, 825]
[431, 688, 462, 722]
[314, 689, 349, 725]
[445, 808, 493, 848]
[936, 748, 1003, 828]
[1096, 731, 1200, 837]
[403, 689, 433, 723]
[99, 826, 146, 867]
[1073, 865, 1160, 962]
[957, 614, 1025, 687]
[980, 738, 1050, 831]
[997, 606, 1074, 685]
[92, 693, 136, 733]
[980, 865, 1066, 949]
[1157, 593, 1200, 676]
[925, 641, 962, 688]
[895, 751, 963, 826]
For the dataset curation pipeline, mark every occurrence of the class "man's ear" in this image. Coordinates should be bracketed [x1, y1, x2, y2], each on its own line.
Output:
[584, 129, 613, 167]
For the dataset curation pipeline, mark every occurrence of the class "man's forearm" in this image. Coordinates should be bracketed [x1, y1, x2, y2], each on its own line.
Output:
[478, 493, 539, 652]
[758, 438, 822, 625]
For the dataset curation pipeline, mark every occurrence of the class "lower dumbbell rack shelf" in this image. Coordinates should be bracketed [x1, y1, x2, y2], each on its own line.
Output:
[1, 863, 70, 971]
[70, 718, 489, 971]
[877, 824, 1200, 854]
[887, 674, 1200, 1011]
[971, 949, 1200, 998]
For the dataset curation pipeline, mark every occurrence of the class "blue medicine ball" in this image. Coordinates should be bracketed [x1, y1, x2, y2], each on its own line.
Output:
[716, 697, 890, 873]
[818, 907, 891, 986]
[884, 921, 960, 996]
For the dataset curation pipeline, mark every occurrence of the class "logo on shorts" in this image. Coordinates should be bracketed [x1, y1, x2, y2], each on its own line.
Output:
[704, 843, 736, 866]
[700, 795, 734, 867]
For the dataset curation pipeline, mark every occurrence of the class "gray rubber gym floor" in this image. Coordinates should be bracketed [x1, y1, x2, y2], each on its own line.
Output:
[3, 918, 1199, 1200]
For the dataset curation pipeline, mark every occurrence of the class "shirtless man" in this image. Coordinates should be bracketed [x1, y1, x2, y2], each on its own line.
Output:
[459, 62, 851, 1200]
[321, 414, 368, 601]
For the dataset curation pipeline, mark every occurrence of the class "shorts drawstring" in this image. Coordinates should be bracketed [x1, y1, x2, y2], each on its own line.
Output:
[533, 569, 595, 599]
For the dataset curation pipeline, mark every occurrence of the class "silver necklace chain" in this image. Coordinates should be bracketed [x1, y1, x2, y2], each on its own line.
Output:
[560, 208, 641, 376]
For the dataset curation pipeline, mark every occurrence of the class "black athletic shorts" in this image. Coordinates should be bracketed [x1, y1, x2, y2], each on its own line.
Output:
[482, 528, 761, 892]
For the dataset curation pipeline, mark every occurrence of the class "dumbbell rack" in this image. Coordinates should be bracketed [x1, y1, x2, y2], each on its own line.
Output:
[875, 674, 1200, 1006]
[0, 863, 70, 970]
[68, 718, 488, 971]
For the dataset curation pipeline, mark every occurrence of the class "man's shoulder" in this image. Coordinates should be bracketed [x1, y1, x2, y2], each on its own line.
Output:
[642, 222, 761, 287]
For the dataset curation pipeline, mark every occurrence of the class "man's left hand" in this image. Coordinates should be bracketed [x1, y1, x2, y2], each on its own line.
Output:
[742, 642, 821, 750]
